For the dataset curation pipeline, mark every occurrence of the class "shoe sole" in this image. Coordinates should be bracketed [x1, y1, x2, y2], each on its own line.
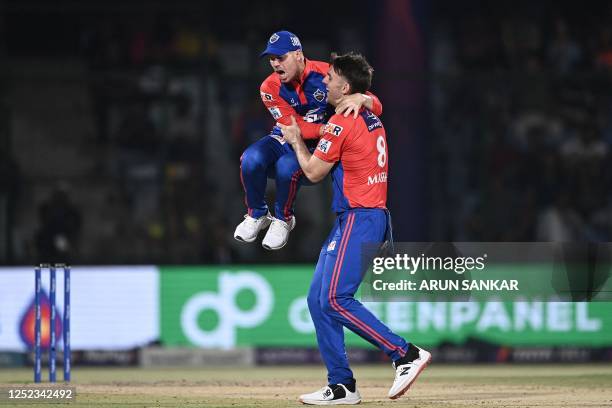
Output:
[388, 354, 432, 400]
[234, 234, 256, 243]
[234, 218, 272, 243]
[299, 398, 361, 405]
[262, 240, 287, 250]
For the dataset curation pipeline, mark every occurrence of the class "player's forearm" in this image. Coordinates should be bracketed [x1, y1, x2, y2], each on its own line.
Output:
[294, 120, 323, 139]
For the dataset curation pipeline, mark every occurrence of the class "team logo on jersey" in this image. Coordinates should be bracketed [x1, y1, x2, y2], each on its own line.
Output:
[327, 240, 336, 251]
[260, 91, 274, 102]
[269, 33, 280, 44]
[268, 106, 282, 120]
[324, 122, 344, 137]
[313, 88, 326, 102]
[317, 138, 332, 154]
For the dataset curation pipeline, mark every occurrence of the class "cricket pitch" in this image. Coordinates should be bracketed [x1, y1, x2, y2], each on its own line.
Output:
[1, 364, 611, 407]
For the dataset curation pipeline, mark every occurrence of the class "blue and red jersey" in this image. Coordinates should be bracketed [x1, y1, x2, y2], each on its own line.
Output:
[260, 59, 382, 140]
[313, 110, 388, 212]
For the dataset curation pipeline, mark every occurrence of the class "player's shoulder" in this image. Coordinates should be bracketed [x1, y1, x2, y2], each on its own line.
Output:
[307, 60, 330, 75]
[358, 109, 384, 132]
[260, 73, 281, 102]
[322, 113, 356, 138]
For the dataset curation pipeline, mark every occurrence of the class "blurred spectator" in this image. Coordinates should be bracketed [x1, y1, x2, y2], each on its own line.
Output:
[208, 222, 237, 264]
[547, 18, 582, 76]
[112, 103, 162, 224]
[559, 123, 608, 162]
[231, 97, 274, 156]
[595, 27, 612, 70]
[536, 192, 583, 241]
[35, 185, 82, 263]
[172, 20, 203, 63]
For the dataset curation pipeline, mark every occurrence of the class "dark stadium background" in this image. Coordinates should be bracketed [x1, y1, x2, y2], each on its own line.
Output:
[1, 0, 611, 266]
[0, 4, 612, 404]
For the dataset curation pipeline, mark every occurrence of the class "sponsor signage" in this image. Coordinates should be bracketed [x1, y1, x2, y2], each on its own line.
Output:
[0, 267, 159, 351]
[159, 266, 612, 349]
[2, 265, 610, 351]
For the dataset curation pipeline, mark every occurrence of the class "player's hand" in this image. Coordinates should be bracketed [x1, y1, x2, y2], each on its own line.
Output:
[335, 93, 369, 118]
[278, 116, 302, 145]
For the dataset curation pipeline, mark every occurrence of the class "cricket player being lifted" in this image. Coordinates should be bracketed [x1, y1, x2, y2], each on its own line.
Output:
[279, 52, 431, 405]
[235, 31, 383, 250]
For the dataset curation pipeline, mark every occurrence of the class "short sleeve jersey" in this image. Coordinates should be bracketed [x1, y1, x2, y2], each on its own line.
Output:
[313, 109, 388, 212]
[259, 60, 383, 140]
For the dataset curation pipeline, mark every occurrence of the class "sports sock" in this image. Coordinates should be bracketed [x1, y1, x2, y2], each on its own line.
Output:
[394, 343, 420, 367]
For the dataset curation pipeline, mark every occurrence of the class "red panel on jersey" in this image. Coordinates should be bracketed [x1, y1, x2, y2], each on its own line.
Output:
[313, 110, 388, 210]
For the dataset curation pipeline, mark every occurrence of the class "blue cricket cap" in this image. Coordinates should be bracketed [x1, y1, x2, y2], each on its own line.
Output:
[260, 31, 302, 57]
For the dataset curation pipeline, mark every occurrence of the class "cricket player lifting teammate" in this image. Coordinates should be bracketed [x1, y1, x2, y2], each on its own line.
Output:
[234, 31, 383, 250]
[279, 53, 431, 405]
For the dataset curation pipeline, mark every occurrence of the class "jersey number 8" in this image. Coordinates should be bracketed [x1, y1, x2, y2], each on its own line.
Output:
[376, 135, 386, 167]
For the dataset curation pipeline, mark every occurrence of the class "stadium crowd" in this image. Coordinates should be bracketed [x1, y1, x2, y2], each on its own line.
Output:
[2, 1, 612, 265]
[431, 3, 612, 242]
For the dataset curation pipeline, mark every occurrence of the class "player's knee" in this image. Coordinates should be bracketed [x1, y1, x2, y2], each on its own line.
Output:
[319, 294, 338, 315]
[307, 290, 319, 312]
[241, 146, 267, 174]
[322, 293, 354, 315]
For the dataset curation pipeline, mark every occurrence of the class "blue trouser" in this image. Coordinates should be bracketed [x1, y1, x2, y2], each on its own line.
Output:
[240, 135, 311, 222]
[308, 208, 409, 385]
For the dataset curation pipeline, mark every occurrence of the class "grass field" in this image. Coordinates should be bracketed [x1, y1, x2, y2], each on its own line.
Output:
[1, 364, 611, 407]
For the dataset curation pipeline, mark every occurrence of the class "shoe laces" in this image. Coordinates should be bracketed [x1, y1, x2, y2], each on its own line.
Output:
[243, 213, 268, 226]
[269, 217, 290, 232]
[314, 385, 331, 397]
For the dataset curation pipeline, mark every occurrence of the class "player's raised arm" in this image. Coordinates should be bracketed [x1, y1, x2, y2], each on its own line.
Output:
[335, 91, 383, 118]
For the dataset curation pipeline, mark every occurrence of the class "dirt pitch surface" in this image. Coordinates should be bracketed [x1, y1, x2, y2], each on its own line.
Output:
[1, 364, 611, 407]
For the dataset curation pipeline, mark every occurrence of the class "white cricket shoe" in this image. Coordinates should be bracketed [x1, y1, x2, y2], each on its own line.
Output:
[261, 216, 296, 250]
[388, 346, 431, 399]
[299, 384, 361, 405]
[234, 213, 272, 243]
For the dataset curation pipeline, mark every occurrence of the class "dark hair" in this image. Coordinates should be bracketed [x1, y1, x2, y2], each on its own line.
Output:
[330, 52, 373, 94]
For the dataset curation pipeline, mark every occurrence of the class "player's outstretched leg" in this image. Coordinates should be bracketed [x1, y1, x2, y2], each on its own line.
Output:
[262, 151, 305, 250]
[319, 209, 431, 400]
[299, 245, 361, 405]
[235, 136, 285, 242]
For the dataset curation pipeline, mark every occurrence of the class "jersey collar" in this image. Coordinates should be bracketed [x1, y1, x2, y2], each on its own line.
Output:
[293, 59, 315, 86]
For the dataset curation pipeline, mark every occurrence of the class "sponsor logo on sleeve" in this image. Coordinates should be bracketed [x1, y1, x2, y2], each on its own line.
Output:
[317, 138, 332, 154]
[268, 106, 282, 119]
[327, 240, 336, 251]
[260, 91, 274, 102]
[313, 88, 326, 102]
[324, 122, 344, 137]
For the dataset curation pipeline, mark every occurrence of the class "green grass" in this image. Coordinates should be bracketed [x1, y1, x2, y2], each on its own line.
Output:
[1, 364, 611, 407]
